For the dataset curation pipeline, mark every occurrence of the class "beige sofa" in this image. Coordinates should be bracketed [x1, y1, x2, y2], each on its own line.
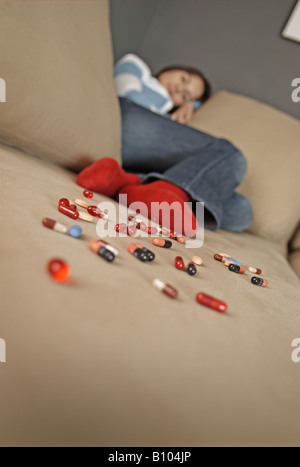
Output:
[1, 1, 300, 447]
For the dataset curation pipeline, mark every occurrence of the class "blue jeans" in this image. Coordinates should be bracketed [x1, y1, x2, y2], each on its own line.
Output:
[120, 98, 252, 231]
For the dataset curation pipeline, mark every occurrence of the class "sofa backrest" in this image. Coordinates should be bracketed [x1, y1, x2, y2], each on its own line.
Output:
[0, 0, 121, 170]
[190, 91, 300, 246]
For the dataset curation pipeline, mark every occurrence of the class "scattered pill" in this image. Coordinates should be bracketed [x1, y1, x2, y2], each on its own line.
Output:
[214, 253, 223, 262]
[139, 222, 148, 231]
[78, 211, 94, 222]
[152, 238, 172, 248]
[127, 243, 148, 262]
[59, 198, 70, 207]
[42, 217, 68, 234]
[224, 260, 236, 267]
[228, 264, 246, 274]
[88, 240, 115, 262]
[169, 231, 176, 239]
[175, 256, 185, 270]
[95, 239, 119, 256]
[153, 279, 178, 299]
[176, 236, 185, 244]
[148, 227, 158, 235]
[58, 204, 79, 220]
[68, 225, 82, 238]
[69, 204, 78, 212]
[83, 190, 93, 199]
[248, 267, 262, 275]
[187, 261, 197, 276]
[226, 257, 241, 266]
[48, 258, 71, 283]
[127, 225, 138, 237]
[251, 276, 268, 287]
[192, 256, 203, 266]
[196, 292, 227, 313]
[115, 223, 127, 233]
[87, 205, 103, 218]
[75, 198, 90, 209]
[135, 243, 155, 261]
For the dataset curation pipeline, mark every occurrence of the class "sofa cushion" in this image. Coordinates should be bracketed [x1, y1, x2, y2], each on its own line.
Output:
[190, 91, 300, 245]
[0, 0, 120, 170]
[1, 143, 300, 446]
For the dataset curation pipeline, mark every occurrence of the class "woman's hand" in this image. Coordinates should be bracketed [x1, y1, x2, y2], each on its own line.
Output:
[170, 101, 194, 125]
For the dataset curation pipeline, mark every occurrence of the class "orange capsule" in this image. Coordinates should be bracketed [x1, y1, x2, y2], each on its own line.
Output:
[175, 236, 185, 244]
[152, 238, 172, 248]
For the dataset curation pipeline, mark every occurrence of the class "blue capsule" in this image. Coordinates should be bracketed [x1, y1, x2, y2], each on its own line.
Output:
[226, 257, 241, 266]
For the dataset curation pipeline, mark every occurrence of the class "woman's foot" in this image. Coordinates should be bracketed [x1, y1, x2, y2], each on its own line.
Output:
[76, 157, 141, 197]
[117, 182, 198, 237]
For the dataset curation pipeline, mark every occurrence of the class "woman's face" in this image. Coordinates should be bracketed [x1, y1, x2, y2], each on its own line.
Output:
[157, 69, 205, 106]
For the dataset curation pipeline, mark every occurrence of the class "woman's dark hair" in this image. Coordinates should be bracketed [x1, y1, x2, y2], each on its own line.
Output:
[155, 65, 211, 104]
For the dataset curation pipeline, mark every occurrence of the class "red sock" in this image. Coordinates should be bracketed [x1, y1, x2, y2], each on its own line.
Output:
[144, 180, 191, 202]
[117, 184, 198, 237]
[76, 157, 141, 197]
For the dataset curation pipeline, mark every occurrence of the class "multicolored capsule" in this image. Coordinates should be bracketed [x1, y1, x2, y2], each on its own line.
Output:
[251, 276, 268, 287]
[153, 279, 178, 299]
[152, 238, 172, 248]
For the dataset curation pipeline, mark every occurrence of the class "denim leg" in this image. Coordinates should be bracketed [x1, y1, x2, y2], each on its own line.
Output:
[220, 193, 253, 232]
[120, 97, 217, 173]
[119, 97, 251, 232]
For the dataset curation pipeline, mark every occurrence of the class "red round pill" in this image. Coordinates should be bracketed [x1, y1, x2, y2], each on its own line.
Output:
[83, 190, 94, 199]
[48, 259, 71, 283]
[59, 198, 70, 207]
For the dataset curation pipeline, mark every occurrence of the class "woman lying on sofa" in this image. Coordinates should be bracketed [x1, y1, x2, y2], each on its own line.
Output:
[77, 53, 252, 236]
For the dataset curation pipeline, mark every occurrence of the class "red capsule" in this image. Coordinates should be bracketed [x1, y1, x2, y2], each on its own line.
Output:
[196, 292, 227, 313]
[58, 204, 79, 220]
[214, 254, 223, 262]
[48, 259, 71, 283]
[83, 189, 94, 199]
[59, 198, 70, 207]
[139, 222, 148, 231]
[127, 225, 138, 237]
[147, 227, 158, 235]
[87, 205, 102, 218]
[175, 256, 185, 270]
[69, 204, 78, 212]
[114, 223, 127, 233]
